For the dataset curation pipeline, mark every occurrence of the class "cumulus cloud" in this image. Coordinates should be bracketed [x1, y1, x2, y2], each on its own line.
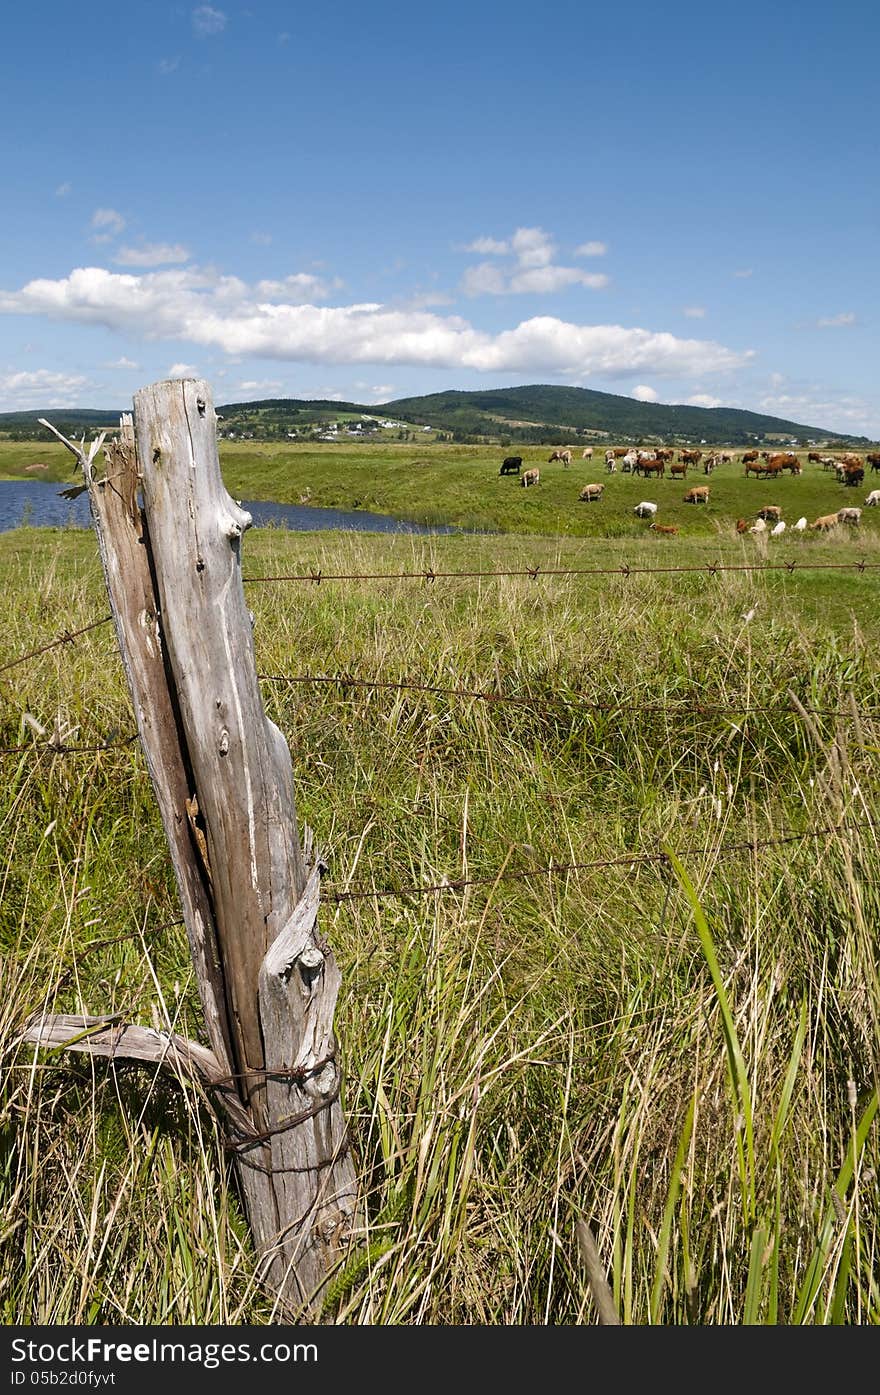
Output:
[683, 306, 706, 319]
[575, 241, 607, 257]
[237, 379, 283, 393]
[158, 56, 181, 75]
[192, 6, 226, 37]
[461, 225, 609, 297]
[55, 182, 71, 198]
[687, 393, 723, 408]
[115, 243, 191, 267]
[167, 362, 199, 377]
[816, 312, 856, 327]
[756, 389, 877, 434]
[0, 264, 752, 381]
[105, 356, 140, 369]
[0, 368, 89, 409]
[632, 384, 659, 402]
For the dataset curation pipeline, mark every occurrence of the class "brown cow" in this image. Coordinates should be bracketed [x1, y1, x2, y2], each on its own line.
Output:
[756, 505, 782, 521]
[810, 513, 839, 530]
[679, 449, 703, 466]
[684, 485, 710, 503]
[867, 453, 880, 472]
[649, 522, 679, 534]
[549, 449, 572, 467]
[735, 518, 750, 533]
[579, 482, 604, 502]
[670, 461, 688, 478]
[521, 467, 540, 487]
[741, 450, 760, 464]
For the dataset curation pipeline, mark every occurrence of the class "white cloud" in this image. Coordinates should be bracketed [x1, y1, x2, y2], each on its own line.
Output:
[115, 242, 191, 267]
[90, 208, 126, 245]
[632, 384, 658, 402]
[460, 262, 508, 296]
[733, 268, 753, 279]
[0, 368, 89, 410]
[158, 56, 181, 75]
[106, 356, 140, 369]
[251, 231, 273, 245]
[192, 6, 226, 37]
[0, 264, 752, 381]
[756, 390, 876, 433]
[254, 272, 333, 301]
[686, 393, 723, 408]
[575, 241, 607, 257]
[683, 306, 706, 319]
[511, 227, 555, 268]
[463, 236, 510, 255]
[461, 225, 609, 297]
[816, 312, 856, 328]
[508, 267, 608, 294]
[167, 362, 199, 377]
[55, 182, 72, 198]
[237, 379, 283, 392]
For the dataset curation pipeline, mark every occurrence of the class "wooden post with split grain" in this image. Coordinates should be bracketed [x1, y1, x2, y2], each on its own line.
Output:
[26, 378, 361, 1317]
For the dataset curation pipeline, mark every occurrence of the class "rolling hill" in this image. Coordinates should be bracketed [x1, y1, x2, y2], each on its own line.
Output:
[0, 384, 870, 446]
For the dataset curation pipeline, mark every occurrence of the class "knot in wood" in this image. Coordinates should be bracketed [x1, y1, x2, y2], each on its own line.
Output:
[298, 945, 324, 972]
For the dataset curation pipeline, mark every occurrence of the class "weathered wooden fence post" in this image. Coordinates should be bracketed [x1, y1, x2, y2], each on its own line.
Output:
[26, 379, 361, 1317]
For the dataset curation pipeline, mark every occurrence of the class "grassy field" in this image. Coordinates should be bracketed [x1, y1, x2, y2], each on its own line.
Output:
[3, 438, 879, 540]
[1, 512, 879, 1324]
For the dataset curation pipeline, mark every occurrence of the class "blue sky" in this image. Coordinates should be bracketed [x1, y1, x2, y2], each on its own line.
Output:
[0, 0, 877, 434]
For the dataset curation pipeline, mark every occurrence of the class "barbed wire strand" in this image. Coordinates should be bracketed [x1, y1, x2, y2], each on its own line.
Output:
[258, 671, 880, 720]
[243, 559, 879, 584]
[325, 819, 874, 903]
[0, 615, 113, 677]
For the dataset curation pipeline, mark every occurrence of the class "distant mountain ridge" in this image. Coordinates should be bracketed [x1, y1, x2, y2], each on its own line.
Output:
[0, 384, 870, 445]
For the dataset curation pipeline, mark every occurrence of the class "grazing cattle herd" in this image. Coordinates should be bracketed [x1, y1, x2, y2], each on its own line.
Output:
[497, 443, 879, 536]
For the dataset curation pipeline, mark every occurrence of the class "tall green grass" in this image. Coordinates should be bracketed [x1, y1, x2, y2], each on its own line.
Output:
[1, 525, 878, 1324]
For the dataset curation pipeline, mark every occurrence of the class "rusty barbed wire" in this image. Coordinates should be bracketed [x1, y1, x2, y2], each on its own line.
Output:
[324, 819, 875, 903]
[243, 559, 880, 584]
[258, 671, 880, 720]
[0, 615, 113, 677]
[0, 733, 139, 756]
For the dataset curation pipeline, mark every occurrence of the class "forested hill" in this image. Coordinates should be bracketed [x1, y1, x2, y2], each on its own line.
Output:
[380, 385, 867, 446]
[0, 385, 869, 446]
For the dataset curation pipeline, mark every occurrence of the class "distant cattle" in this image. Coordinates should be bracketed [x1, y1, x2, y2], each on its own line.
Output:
[864, 490, 880, 506]
[633, 501, 658, 518]
[521, 467, 540, 487]
[770, 520, 787, 536]
[670, 461, 688, 478]
[741, 451, 760, 465]
[703, 453, 723, 474]
[756, 505, 782, 521]
[837, 507, 862, 525]
[622, 450, 639, 473]
[794, 516, 808, 530]
[579, 482, 604, 502]
[549, 449, 572, 467]
[649, 522, 679, 534]
[582, 446, 594, 460]
[637, 458, 665, 478]
[867, 453, 880, 473]
[735, 517, 750, 533]
[604, 449, 616, 468]
[605, 455, 617, 472]
[841, 466, 864, 487]
[684, 485, 710, 503]
[499, 455, 522, 475]
[810, 513, 839, 531]
[612, 447, 629, 458]
[679, 449, 703, 466]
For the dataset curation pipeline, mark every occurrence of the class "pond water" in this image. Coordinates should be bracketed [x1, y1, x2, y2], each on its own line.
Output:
[0, 480, 461, 536]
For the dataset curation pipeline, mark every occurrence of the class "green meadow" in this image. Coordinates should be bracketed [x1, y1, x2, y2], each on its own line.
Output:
[0, 466, 878, 1321]
[3, 437, 879, 539]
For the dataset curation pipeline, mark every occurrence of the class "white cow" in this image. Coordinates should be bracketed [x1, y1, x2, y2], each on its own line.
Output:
[582, 446, 594, 460]
[633, 501, 658, 518]
[770, 519, 786, 536]
[865, 490, 880, 506]
[793, 516, 808, 530]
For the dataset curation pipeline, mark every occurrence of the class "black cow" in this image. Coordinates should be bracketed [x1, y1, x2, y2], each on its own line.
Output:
[499, 455, 522, 475]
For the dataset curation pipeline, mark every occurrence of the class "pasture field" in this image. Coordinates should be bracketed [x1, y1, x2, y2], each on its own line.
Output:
[2, 438, 879, 539]
[1, 521, 879, 1324]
